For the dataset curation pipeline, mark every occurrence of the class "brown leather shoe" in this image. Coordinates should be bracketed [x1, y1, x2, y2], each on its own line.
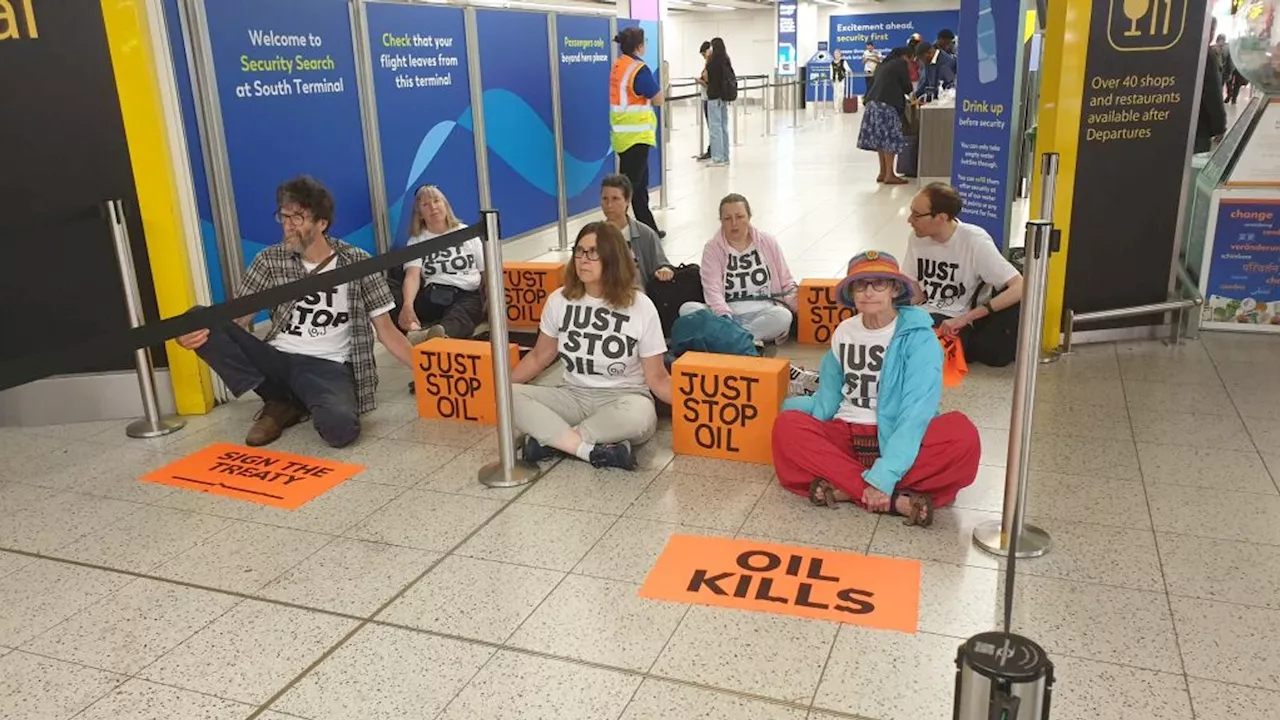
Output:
[245, 401, 308, 447]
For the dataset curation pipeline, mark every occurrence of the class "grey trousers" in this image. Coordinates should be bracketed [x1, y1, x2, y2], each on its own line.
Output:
[512, 384, 657, 446]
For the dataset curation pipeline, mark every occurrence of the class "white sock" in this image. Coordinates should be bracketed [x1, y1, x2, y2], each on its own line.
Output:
[575, 441, 595, 462]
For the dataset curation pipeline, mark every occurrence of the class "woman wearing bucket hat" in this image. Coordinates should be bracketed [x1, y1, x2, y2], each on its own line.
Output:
[770, 251, 980, 527]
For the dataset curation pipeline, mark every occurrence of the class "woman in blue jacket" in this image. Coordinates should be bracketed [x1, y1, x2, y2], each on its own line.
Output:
[771, 251, 980, 527]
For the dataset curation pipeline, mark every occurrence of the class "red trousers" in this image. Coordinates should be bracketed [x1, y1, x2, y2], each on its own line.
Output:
[772, 410, 980, 509]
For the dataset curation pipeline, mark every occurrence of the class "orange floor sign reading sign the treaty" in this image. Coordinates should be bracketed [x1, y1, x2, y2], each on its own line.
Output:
[640, 535, 921, 632]
[142, 443, 364, 510]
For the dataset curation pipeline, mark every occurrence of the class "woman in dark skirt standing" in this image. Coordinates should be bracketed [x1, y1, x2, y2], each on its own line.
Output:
[857, 47, 914, 185]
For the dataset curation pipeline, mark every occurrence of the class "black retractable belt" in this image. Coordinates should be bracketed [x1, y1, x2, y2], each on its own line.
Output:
[0, 221, 487, 393]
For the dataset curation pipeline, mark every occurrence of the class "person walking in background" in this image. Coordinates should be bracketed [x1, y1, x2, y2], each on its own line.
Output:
[696, 40, 712, 161]
[861, 42, 881, 97]
[704, 37, 736, 166]
[610, 26, 665, 238]
[1197, 19, 1228, 152]
[858, 47, 914, 185]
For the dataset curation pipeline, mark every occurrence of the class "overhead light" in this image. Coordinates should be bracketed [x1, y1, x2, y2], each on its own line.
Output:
[813, 0, 844, 6]
[706, 3, 735, 9]
[668, 0, 692, 5]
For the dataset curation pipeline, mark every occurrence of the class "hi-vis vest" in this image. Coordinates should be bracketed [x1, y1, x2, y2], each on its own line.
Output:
[609, 55, 657, 153]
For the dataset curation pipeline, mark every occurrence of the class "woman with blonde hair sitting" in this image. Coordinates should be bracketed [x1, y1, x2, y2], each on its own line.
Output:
[398, 185, 486, 343]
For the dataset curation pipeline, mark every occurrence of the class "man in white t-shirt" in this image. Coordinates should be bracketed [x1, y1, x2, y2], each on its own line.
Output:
[903, 182, 1024, 366]
[177, 176, 415, 447]
[861, 42, 881, 95]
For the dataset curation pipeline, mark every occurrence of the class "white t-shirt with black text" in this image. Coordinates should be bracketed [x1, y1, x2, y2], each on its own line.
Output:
[270, 260, 395, 364]
[723, 244, 772, 302]
[539, 288, 667, 390]
[904, 222, 1020, 318]
[833, 315, 897, 425]
[405, 231, 484, 292]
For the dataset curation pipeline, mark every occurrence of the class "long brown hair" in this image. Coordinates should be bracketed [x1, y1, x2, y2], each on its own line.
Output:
[409, 185, 463, 236]
[562, 222, 637, 308]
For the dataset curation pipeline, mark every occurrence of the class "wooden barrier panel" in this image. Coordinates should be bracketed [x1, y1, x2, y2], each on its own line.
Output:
[672, 352, 789, 465]
[413, 338, 519, 425]
[798, 278, 855, 345]
[504, 262, 565, 329]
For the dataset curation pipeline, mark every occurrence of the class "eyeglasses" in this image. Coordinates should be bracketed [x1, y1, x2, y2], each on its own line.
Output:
[852, 278, 893, 293]
[574, 246, 600, 261]
[275, 210, 310, 226]
[909, 210, 939, 220]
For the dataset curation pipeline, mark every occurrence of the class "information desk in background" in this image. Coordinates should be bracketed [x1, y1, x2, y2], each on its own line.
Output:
[919, 104, 956, 179]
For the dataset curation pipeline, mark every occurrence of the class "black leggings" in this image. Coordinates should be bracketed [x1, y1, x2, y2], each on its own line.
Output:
[619, 143, 659, 234]
[411, 286, 486, 338]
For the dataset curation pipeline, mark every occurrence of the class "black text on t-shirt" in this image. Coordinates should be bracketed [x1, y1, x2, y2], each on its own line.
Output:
[839, 341, 885, 410]
[724, 249, 769, 301]
[555, 304, 640, 376]
[421, 245, 478, 278]
[917, 258, 967, 309]
[281, 288, 350, 338]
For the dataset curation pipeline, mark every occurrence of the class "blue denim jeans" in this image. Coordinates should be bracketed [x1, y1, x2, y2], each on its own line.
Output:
[707, 98, 730, 163]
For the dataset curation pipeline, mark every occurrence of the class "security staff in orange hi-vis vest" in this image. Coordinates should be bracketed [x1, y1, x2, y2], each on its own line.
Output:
[610, 26, 666, 239]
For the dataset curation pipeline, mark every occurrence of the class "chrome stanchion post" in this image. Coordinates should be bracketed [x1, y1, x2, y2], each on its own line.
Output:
[792, 80, 799, 128]
[697, 92, 706, 155]
[973, 220, 1055, 560]
[105, 200, 186, 439]
[478, 210, 541, 489]
[1039, 152, 1059, 223]
[547, 15, 569, 253]
[733, 98, 740, 146]
[764, 76, 773, 137]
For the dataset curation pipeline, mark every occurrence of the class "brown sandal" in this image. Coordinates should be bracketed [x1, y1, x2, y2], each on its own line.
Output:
[891, 490, 934, 528]
[808, 478, 838, 508]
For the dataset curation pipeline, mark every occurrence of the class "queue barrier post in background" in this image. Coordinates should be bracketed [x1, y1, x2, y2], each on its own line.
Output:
[973, 219, 1057, 561]
[478, 210, 543, 489]
[105, 200, 187, 440]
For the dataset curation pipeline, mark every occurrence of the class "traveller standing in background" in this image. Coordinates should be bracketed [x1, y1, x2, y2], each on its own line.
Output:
[935, 29, 958, 59]
[861, 42, 881, 96]
[696, 40, 712, 161]
[610, 26, 665, 238]
[832, 49, 851, 98]
[913, 42, 956, 102]
[704, 37, 736, 166]
[1197, 19, 1228, 152]
[857, 47, 913, 185]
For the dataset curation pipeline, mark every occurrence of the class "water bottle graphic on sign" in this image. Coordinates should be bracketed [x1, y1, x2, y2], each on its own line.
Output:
[976, 0, 999, 84]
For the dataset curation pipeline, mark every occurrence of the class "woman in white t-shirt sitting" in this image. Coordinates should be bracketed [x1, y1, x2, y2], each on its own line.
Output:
[771, 251, 980, 527]
[511, 222, 673, 470]
[398, 185, 486, 343]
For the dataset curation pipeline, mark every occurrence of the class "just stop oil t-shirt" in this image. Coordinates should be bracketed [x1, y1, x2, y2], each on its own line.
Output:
[539, 288, 667, 390]
[903, 222, 1019, 319]
[270, 259, 395, 364]
[832, 314, 897, 426]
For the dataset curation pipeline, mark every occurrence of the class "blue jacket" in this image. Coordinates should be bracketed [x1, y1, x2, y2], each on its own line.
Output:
[782, 306, 942, 495]
[915, 51, 957, 99]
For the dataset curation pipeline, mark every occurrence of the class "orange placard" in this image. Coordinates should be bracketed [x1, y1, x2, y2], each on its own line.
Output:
[413, 338, 519, 425]
[671, 352, 789, 465]
[141, 443, 363, 510]
[798, 278, 854, 345]
[639, 535, 921, 632]
[504, 262, 565, 328]
[936, 330, 968, 388]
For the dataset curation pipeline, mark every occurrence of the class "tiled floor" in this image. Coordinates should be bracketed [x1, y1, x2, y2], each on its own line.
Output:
[4, 103, 1280, 719]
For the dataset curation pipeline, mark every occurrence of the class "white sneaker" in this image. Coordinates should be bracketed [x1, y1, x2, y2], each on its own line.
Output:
[788, 365, 819, 397]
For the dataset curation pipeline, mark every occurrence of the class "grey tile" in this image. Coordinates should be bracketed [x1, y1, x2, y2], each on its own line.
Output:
[0, 651, 125, 720]
[437, 650, 641, 720]
[1010, 518, 1164, 591]
[356, 401, 419, 438]
[273, 624, 493, 720]
[1025, 472, 1150, 528]
[258, 538, 441, 616]
[0, 549, 35, 579]
[0, 481, 59, 514]
[940, 386, 1012, 429]
[574, 518, 733, 585]
[76, 679, 253, 720]
[236, 480, 407, 536]
[378, 555, 563, 643]
[870, 506, 1001, 569]
[622, 679, 806, 720]
[1174, 597, 1280, 690]
[626, 469, 770, 531]
[24, 419, 130, 442]
[2, 437, 101, 483]
[387, 418, 494, 448]
[952, 464, 1006, 513]
[22, 578, 240, 675]
[58, 506, 235, 574]
[457, 503, 616, 571]
[1031, 401, 1132, 440]
[1032, 376, 1127, 409]
[652, 605, 838, 703]
[57, 446, 186, 504]
[0, 490, 143, 554]
[1037, 347, 1120, 382]
[1202, 333, 1280, 364]
[345, 489, 504, 551]
[139, 599, 357, 705]
[341, 438, 468, 487]
[740, 483, 880, 553]
[1138, 443, 1277, 494]
[1115, 339, 1211, 360]
[1226, 384, 1280, 421]
[978, 426, 1010, 467]
[416, 446, 527, 501]
[1148, 484, 1280, 545]
[0, 560, 132, 647]
[1049, 656, 1191, 720]
[1215, 359, 1280, 387]
[814, 626, 959, 720]
[517, 460, 661, 515]
[1159, 533, 1280, 610]
[1011, 574, 1181, 673]
[915, 561, 1003, 639]
[1129, 410, 1254, 451]
[665, 454, 778, 483]
[1119, 355, 1222, 385]
[1248, 421, 1280, 452]
[1030, 434, 1142, 480]
[508, 574, 687, 671]
[1124, 380, 1237, 416]
[152, 521, 332, 594]
[1188, 678, 1280, 720]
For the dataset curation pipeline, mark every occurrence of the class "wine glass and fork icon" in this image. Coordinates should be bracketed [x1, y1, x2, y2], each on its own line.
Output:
[1123, 0, 1174, 37]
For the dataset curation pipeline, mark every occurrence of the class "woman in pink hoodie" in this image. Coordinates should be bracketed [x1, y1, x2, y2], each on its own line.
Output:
[680, 193, 798, 343]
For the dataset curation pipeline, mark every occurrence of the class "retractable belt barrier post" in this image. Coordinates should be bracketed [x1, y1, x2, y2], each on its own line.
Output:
[477, 210, 542, 489]
[105, 200, 187, 440]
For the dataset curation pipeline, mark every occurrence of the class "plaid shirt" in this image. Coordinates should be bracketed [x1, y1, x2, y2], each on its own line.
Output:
[239, 237, 393, 414]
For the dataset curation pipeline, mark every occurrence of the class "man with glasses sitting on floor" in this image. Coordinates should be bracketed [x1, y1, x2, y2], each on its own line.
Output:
[177, 175, 416, 447]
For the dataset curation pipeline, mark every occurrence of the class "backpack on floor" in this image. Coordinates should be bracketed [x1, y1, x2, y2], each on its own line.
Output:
[667, 309, 760, 360]
[647, 264, 705, 337]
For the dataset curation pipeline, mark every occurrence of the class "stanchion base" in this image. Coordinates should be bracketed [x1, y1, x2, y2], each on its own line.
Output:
[126, 416, 186, 439]
[478, 459, 543, 489]
[972, 521, 1052, 559]
[1039, 350, 1061, 365]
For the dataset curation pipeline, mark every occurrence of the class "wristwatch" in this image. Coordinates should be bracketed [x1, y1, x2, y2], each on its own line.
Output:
[983, 301, 996, 315]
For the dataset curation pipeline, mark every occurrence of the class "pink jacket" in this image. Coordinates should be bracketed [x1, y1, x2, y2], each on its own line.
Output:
[699, 226, 799, 315]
